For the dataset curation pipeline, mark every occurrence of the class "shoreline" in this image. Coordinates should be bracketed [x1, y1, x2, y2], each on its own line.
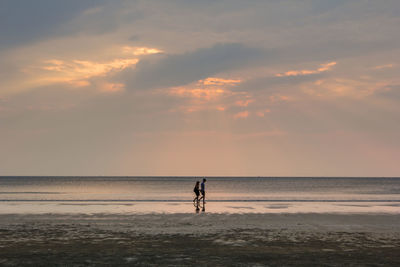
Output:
[1, 212, 400, 233]
[1, 213, 399, 265]
[1, 200, 399, 215]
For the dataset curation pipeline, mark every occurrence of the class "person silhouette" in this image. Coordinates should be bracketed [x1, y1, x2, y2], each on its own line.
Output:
[193, 181, 200, 208]
[200, 178, 206, 204]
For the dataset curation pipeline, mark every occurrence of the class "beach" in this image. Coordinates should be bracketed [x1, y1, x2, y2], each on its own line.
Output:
[1, 177, 399, 265]
[1, 213, 399, 266]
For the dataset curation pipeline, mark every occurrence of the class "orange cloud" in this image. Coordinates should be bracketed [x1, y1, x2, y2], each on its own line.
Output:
[166, 76, 243, 114]
[304, 78, 390, 98]
[314, 79, 324, 86]
[123, 46, 163, 56]
[275, 61, 337, 77]
[40, 58, 138, 88]
[30, 45, 162, 91]
[200, 77, 242, 86]
[168, 76, 241, 101]
[373, 64, 395, 70]
[235, 99, 254, 107]
[99, 82, 125, 93]
[234, 110, 249, 119]
[256, 109, 271, 117]
[42, 59, 65, 71]
[269, 95, 292, 103]
[37, 46, 162, 88]
[169, 87, 226, 100]
[66, 58, 138, 77]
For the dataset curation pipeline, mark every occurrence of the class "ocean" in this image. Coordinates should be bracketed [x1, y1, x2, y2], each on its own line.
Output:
[0, 176, 399, 214]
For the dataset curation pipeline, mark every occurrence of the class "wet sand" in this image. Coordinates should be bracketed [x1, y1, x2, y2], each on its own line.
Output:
[1, 213, 399, 266]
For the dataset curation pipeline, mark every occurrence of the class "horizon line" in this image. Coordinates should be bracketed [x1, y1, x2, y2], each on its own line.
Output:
[0, 175, 399, 178]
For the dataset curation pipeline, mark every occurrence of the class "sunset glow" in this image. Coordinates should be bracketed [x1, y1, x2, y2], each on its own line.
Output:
[40, 58, 139, 84]
[1, 0, 399, 176]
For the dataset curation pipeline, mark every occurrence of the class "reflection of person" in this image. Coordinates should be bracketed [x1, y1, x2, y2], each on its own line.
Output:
[200, 178, 206, 203]
[193, 181, 200, 204]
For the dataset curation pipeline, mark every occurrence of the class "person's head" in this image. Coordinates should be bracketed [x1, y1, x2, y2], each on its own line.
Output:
[196, 181, 200, 185]
[203, 178, 206, 183]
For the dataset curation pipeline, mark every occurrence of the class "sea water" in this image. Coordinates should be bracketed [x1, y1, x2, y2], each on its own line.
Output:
[0, 176, 399, 214]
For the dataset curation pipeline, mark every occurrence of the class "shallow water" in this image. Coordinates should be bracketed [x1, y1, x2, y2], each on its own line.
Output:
[0, 176, 399, 214]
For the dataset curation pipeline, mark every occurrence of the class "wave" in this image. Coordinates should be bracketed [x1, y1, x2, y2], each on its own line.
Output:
[0, 192, 64, 194]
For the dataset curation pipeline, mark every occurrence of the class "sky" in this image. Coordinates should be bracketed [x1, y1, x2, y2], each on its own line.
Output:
[0, 0, 399, 176]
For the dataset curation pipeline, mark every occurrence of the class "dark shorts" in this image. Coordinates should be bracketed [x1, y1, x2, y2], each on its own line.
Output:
[200, 190, 205, 196]
[194, 190, 200, 197]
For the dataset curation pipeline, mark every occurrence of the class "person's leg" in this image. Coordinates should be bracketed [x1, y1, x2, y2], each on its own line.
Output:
[201, 191, 205, 204]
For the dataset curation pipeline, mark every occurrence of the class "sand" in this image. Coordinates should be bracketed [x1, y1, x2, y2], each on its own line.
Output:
[0, 213, 399, 266]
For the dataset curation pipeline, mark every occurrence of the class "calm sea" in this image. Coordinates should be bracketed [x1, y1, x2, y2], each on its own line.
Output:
[0, 177, 399, 214]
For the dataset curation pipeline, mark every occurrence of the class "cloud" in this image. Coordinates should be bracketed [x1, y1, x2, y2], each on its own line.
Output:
[168, 87, 226, 101]
[377, 85, 400, 99]
[98, 82, 125, 93]
[166, 76, 241, 100]
[235, 99, 254, 107]
[0, 0, 106, 48]
[162, 75, 246, 114]
[20, 57, 139, 91]
[122, 46, 163, 56]
[234, 71, 325, 93]
[234, 110, 249, 119]
[269, 95, 293, 103]
[42, 58, 138, 80]
[373, 64, 396, 70]
[310, 0, 348, 14]
[121, 43, 260, 90]
[275, 62, 337, 77]
[200, 77, 242, 86]
[1, 0, 400, 176]
[1, 44, 163, 96]
[255, 109, 270, 117]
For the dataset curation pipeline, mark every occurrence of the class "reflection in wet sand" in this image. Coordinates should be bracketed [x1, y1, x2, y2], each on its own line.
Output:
[0, 201, 400, 215]
[194, 199, 206, 213]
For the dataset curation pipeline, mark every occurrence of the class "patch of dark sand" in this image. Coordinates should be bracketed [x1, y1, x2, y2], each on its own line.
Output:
[58, 203, 135, 206]
[0, 226, 399, 266]
[381, 203, 400, 207]
[226, 206, 255, 210]
[266, 204, 291, 209]
[336, 204, 372, 207]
